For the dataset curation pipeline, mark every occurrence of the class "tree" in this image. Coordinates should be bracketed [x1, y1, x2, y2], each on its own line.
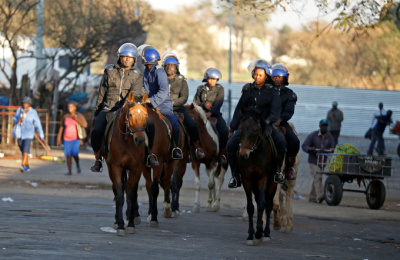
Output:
[0, 0, 38, 105]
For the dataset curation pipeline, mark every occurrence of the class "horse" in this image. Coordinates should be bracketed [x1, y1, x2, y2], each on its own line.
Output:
[106, 92, 147, 237]
[237, 108, 277, 246]
[142, 104, 185, 226]
[272, 122, 301, 233]
[185, 103, 228, 213]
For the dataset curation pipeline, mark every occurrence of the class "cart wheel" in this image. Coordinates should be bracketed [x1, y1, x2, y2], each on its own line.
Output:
[366, 180, 386, 210]
[324, 175, 343, 206]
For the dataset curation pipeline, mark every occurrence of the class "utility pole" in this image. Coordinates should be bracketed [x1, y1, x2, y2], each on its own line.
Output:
[36, 0, 44, 79]
[228, 0, 233, 84]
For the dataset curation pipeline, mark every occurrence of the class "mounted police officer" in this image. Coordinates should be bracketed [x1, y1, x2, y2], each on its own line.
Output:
[194, 68, 228, 165]
[271, 63, 300, 180]
[227, 59, 287, 188]
[90, 43, 159, 172]
[162, 52, 205, 159]
[142, 47, 183, 160]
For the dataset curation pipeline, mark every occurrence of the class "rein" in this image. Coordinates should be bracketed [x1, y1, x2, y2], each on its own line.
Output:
[118, 103, 146, 140]
[239, 118, 266, 152]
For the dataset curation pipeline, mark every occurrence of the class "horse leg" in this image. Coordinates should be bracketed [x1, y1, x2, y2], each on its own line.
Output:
[192, 160, 201, 213]
[162, 162, 175, 218]
[143, 167, 153, 224]
[284, 179, 296, 233]
[254, 184, 267, 244]
[109, 164, 126, 237]
[273, 184, 281, 230]
[263, 179, 277, 242]
[125, 169, 142, 234]
[244, 184, 255, 246]
[205, 165, 217, 212]
[242, 198, 248, 221]
[171, 162, 185, 217]
[279, 183, 288, 230]
[149, 166, 162, 227]
[212, 164, 227, 212]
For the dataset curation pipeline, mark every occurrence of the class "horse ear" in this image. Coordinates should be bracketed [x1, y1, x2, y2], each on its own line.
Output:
[128, 92, 135, 103]
[142, 93, 149, 103]
[189, 103, 194, 109]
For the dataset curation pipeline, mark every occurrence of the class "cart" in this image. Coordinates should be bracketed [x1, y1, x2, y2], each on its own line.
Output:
[316, 152, 394, 210]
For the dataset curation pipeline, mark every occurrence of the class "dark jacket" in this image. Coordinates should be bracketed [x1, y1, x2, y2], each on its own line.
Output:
[279, 86, 297, 123]
[194, 83, 224, 117]
[301, 130, 335, 165]
[143, 65, 173, 111]
[94, 62, 143, 116]
[169, 74, 188, 110]
[230, 82, 281, 132]
[327, 108, 344, 131]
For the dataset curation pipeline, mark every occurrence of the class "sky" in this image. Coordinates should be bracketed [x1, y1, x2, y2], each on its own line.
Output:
[147, 0, 339, 30]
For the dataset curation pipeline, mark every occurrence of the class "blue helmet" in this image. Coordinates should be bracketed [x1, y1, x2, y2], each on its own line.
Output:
[117, 43, 138, 59]
[247, 58, 272, 77]
[142, 48, 160, 65]
[137, 44, 152, 58]
[21, 96, 33, 105]
[162, 52, 180, 69]
[202, 68, 222, 82]
[272, 63, 289, 85]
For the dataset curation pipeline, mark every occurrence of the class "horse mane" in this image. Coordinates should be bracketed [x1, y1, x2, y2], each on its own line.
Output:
[192, 103, 219, 154]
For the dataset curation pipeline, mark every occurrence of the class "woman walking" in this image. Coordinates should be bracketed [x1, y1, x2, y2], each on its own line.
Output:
[57, 102, 88, 175]
[12, 96, 45, 172]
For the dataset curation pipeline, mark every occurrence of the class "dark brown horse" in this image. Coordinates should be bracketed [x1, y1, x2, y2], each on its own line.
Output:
[106, 92, 147, 236]
[185, 103, 228, 213]
[237, 108, 277, 245]
[142, 104, 185, 226]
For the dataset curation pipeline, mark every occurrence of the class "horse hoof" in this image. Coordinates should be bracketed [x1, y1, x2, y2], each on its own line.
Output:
[205, 205, 212, 212]
[175, 210, 180, 216]
[284, 226, 293, 233]
[273, 224, 281, 230]
[242, 215, 248, 222]
[117, 229, 126, 237]
[163, 209, 172, 218]
[246, 240, 254, 246]
[113, 223, 118, 230]
[171, 212, 177, 218]
[134, 217, 141, 225]
[262, 236, 271, 243]
[254, 238, 262, 245]
[193, 204, 200, 213]
[149, 221, 158, 228]
[147, 215, 152, 224]
[212, 204, 220, 212]
[127, 227, 135, 234]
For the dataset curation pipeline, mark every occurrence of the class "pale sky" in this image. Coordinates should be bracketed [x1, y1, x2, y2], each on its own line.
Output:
[146, 0, 338, 30]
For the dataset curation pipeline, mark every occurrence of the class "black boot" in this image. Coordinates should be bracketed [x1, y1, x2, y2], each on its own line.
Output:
[146, 152, 159, 167]
[228, 171, 241, 188]
[285, 156, 296, 180]
[172, 129, 183, 160]
[193, 140, 205, 160]
[274, 171, 284, 184]
[90, 152, 103, 172]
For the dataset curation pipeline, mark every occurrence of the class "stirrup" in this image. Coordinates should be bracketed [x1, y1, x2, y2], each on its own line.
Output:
[195, 147, 205, 159]
[172, 147, 183, 160]
[91, 159, 103, 172]
[274, 172, 285, 184]
[146, 154, 159, 167]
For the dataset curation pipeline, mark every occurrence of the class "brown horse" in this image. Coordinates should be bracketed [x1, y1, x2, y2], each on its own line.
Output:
[186, 103, 228, 213]
[106, 92, 148, 236]
[142, 104, 185, 226]
[238, 108, 277, 246]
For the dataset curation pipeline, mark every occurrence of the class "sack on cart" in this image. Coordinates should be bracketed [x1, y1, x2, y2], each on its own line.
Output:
[328, 144, 360, 172]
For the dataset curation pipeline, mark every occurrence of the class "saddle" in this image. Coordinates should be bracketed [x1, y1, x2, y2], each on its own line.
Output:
[102, 111, 119, 163]
[154, 108, 172, 139]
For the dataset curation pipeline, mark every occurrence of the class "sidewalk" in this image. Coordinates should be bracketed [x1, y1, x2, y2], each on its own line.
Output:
[0, 135, 399, 200]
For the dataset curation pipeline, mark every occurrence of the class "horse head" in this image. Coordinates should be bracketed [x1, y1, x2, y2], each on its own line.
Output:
[239, 100, 262, 159]
[126, 92, 148, 147]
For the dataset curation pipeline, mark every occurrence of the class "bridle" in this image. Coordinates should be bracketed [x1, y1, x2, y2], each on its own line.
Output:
[119, 102, 146, 139]
[239, 117, 265, 152]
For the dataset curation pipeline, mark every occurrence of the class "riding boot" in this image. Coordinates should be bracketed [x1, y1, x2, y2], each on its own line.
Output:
[219, 148, 228, 165]
[285, 156, 296, 180]
[228, 170, 242, 188]
[172, 129, 183, 160]
[193, 140, 205, 159]
[146, 148, 159, 167]
[274, 151, 285, 184]
[90, 151, 103, 172]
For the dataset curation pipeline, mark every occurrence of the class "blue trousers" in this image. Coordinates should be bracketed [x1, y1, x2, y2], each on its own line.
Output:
[367, 129, 385, 155]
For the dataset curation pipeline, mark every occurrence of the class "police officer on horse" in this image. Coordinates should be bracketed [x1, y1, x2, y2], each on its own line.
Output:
[271, 63, 300, 180]
[90, 43, 159, 172]
[227, 59, 287, 187]
[194, 68, 229, 165]
[162, 52, 206, 160]
[142, 47, 183, 160]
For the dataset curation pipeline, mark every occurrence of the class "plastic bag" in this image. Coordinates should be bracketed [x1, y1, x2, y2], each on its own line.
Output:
[12, 124, 21, 139]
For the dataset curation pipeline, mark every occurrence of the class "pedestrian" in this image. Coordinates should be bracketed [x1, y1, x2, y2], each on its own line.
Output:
[371, 102, 387, 128]
[227, 59, 286, 188]
[57, 102, 88, 175]
[12, 96, 45, 172]
[367, 110, 393, 156]
[162, 52, 205, 159]
[194, 68, 229, 165]
[142, 47, 183, 160]
[90, 43, 158, 172]
[271, 63, 300, 180]
[326, 101, 343, 147]
[301, 119, 335, 203]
